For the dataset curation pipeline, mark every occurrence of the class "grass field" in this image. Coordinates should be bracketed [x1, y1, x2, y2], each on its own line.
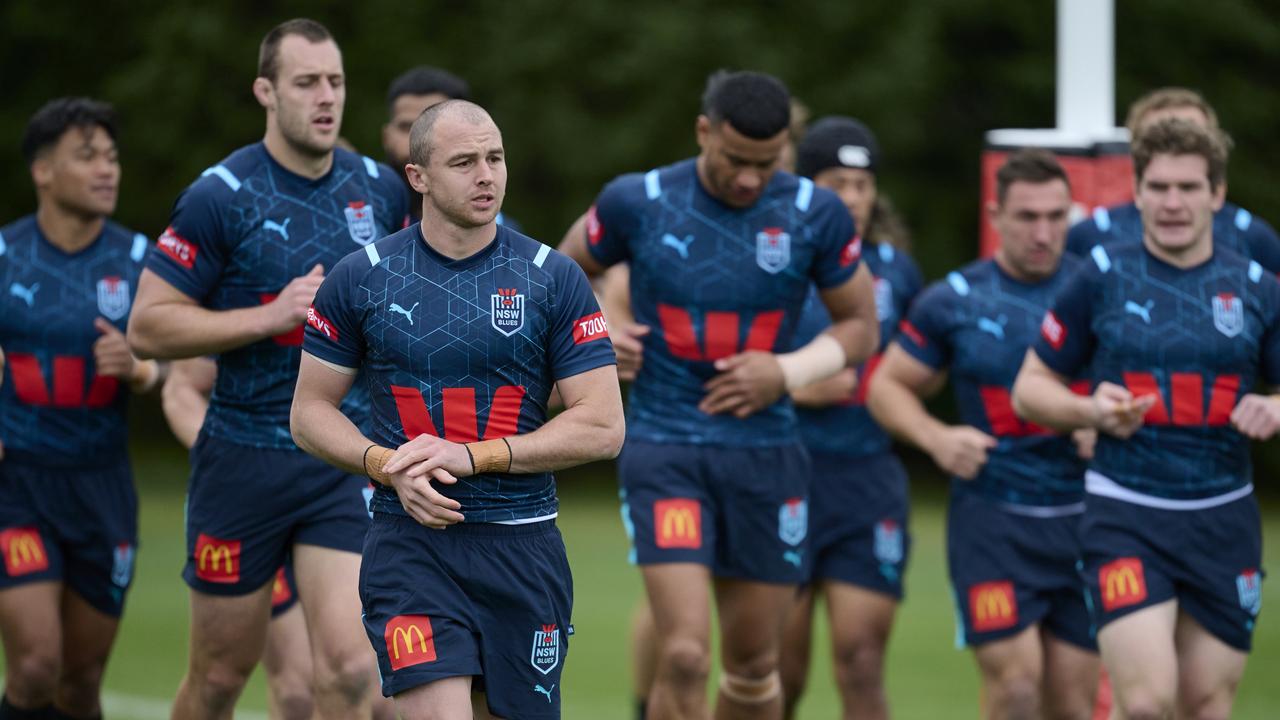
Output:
[7, 444, 1280, 718]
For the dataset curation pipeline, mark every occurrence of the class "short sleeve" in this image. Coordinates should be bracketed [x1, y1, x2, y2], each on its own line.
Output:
[894, 282, 954, 370]
[1064, 215, 1105, 258]
[302, 254, 368, 370]
[546, 254, 617, 380]
[1241, 211, 1280, 275]
[584, 174, 641, 268]
[1031, 262, 1097, 377]
[808, 192, 861, 290]
[145, 181, 232, 301]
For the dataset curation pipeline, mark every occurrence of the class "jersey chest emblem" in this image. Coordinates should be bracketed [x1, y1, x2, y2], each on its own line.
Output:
[491, 287, 525, 336]
[873, 276, 894, 322]
[756, 227, 791, 274]
[344, 201, 377, 245]
[1212, 293, 1243, 338]
[97, 276, 130, 321]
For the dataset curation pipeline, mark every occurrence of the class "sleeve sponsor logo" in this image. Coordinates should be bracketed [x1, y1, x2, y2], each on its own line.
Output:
[1040, 311, 1066, 351]
[157, 226, 198, 270]
[654, 498, 701, 549]
[1099, 557, 1148, 612]
[307, 306, 340, 342]
[840, 234, 863, 267]
[194, 533, 241, 584]
[586, 205, 604, 246]
[385, 615, 438, 670]
[968, 580, 1018, 633]
[1, 527, 50, 576]
[573, 311, 609, 345]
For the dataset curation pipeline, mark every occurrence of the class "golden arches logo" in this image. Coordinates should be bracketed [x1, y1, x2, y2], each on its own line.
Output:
[968, 581, 1017, 632]
[385, 615, 437, 670]
[1099, 557, 1147, 612]
[655, 499, 701, 549]
[1, 528, 49, 576]
[198, 544, 233, 574]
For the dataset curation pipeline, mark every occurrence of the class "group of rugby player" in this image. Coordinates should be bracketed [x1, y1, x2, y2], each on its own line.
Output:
[1, 15, 1277, 720]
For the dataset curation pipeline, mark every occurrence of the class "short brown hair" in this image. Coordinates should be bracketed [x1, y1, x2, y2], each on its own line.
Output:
[995, 148, 1070, 205]
[258, 18, 333, 82]
[1132, 117, 1229, 191]
[1125, 87, 1218, 138]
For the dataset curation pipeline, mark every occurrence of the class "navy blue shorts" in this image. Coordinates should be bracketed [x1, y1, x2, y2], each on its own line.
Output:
[807, 451, 910, 599]
[619, 440, 812, 583]
[183, 433, 370, 596]
[948, 490, 1093, 650]
[0, 457, 137, 617]
[1080, 492, 1262, 652]
[360, 515, 573, 717]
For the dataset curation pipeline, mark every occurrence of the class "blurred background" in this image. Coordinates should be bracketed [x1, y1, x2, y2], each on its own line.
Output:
[3, 0, 1280, 716]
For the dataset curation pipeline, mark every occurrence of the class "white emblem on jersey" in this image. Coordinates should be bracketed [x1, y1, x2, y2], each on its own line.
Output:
[491, 288, 525, 337]
[10, 282, 39, 308]
[344, 201, 377, 245]
[1212, 293, 1244, 338]
[97, 276, 131, 320]
[756, 228, 791, 274]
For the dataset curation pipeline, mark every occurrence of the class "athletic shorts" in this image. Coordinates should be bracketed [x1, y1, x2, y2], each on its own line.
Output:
[360, 515, 573, 718]
[619, 440, 811, 584]
[1080, 492, 1262, 652]
[948, 490, 1094, 651]
[183, 433, 370, 596]
[0, 456, 137, 617]
[807, 451, 910, 599]
[268, 485, 373, 618]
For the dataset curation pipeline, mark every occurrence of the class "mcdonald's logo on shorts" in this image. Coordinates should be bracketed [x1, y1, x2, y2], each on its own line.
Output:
[1099, 557, 1148, 612]
[385, 615, 437, 671]
[194, 533, 241, 584]
[271, 566, 292, 607]
[969, 580, 1018, 633]
[654, 498, 701, 549]
[1, 527, 49, 577]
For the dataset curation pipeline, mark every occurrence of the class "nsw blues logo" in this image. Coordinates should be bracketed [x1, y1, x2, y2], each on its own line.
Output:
[111, 542, 135, 587]
[531, 623, 560, 674]
[1237, 569, 1262, 616]
[1212, 292, 1244, 338]
[491, 288, 525, 337]
[756, 227, 791, 274]
[778, 497, 808, 546]
[344, 201, 377, 245]
[97, 276, 131, 321]
[873, 519, 904, 565]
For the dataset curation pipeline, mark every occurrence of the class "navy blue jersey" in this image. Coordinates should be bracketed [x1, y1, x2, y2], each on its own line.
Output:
[895, 257, 1086, 506]
[1066, 201, 1280, 274]
[0, 216, 149, 466]
[587, 159, 862, 447]
[303, 225, 616, 523]
[1033, 243, 1280, 500]
[794, 241, 922, 457]
[146, 143, 408, 449]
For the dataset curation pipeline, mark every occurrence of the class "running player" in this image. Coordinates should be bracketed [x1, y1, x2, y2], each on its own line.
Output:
[1013, 118, 1280, 719]
[0, 97, 159, 720]
[779, 116, 922, 720]
[126, 18, 407, 718]
[291, 99, 623, 719]
[868, 149, 1099, 719]
[558, 70, 879, 719]
[1066, 87, 1280, 272]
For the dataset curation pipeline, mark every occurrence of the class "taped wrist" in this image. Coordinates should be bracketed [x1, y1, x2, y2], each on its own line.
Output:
[363, 444, 395, 485]
[776, 333, 846, 391]
[465, 437, 512, 474]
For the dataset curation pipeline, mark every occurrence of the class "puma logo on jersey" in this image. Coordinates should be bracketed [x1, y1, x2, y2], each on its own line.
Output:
[1125, 299, 1154, 324]
[262, 218, 291, 240]
[9, 282, 38, 307]
[390, 302, 419, 325]
[977, 315, 1007, 340]
[662, 233, 695, 259]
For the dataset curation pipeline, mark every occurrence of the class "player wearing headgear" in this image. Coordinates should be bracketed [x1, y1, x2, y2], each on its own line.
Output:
[0, 97, 158, 720]
[1014, 118, 1280, 719]
[869, 149, 1100, 719]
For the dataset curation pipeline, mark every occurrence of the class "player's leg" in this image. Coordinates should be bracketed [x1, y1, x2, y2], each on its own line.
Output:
[971, 626, 1044, 720]
[392, 676, 474, 720]
[713, 577, 792, 720]
[778, 586, 816, 719]
[0, 582, 62, 714]
[824, 582, 896, 720]
[172, 584, 275, 720]
[50, 590, 121, 719]
[630, 600, 659, 720]
[644, 563, 713, 720]
[262, 595, 314, 720]
[1173, 610, 1246, 720]
[293, 543, 376, 718]
[1096, 602, 1177, 720]
[1039, 628, 1098, 720]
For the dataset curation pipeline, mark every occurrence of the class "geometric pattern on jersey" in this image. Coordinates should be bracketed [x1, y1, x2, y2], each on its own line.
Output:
[0, 215, 148, 465]
[587, 158, 860, 447]
[896, 257, 1086, 507]
[1033, 242, 1280, 500]
[303, 225, 614, 523]
[794, 240, 923, 457]
[1066, 200, 1280, 274]
[145, 143, 407, 449]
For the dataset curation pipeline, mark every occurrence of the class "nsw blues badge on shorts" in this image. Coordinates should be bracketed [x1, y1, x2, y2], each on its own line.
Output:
[778, 498, 807, 546]
[1237, 569, 1262, 616]
[531, 623, 561, 674]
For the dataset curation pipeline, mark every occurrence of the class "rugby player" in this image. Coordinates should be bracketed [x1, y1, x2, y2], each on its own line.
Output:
[292, 99, 623, 719]
[127, 18, 407, 719]
[1013, 118, 1280, 719]
[0, 97, 158, 720]
[868, 149, 1099, 719]
[559, 70, 879, 719]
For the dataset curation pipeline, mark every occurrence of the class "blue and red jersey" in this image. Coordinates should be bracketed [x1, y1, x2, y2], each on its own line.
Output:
[586, 158, 862, 447]
[794, 241, 922, 457]
[1033, 242, 1280, 500]
[303, 225, 616, 523]
[895, 257, 1086, 507]
[0, 216, 149, 466]
[145, 143, 407, 449]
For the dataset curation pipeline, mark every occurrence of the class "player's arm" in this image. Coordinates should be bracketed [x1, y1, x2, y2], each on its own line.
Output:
[790, 368, 858, 408]
[867, 344, 994, 480]
[817, 263, 880, 366]
[91, 317, 162, 393]
[557, 211, 607, 277]
[1011, 350, 1152, 438]
[161, 357, 216, 449]
[596, 264, 647, 382]
[128, 266, 324, 359]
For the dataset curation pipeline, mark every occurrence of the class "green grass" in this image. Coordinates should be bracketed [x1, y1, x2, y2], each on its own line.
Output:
[7, 447, 1280, 718]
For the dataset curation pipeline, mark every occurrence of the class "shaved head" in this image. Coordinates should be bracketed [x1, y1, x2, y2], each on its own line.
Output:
[409, 99, 494, 166]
